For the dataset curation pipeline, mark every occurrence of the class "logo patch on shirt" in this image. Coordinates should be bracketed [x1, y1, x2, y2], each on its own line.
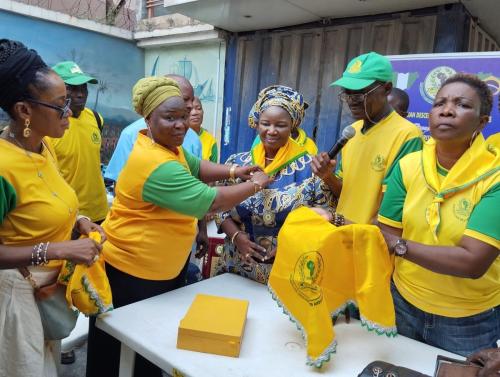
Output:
[370, 154, 386, 172]
[453, 198, 473, 222]
[290, 251, 324, 306]
[91, 131, 101, 144]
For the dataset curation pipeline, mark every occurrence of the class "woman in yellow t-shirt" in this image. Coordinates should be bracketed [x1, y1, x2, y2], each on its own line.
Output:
[189, 96, 218, 162]
[378, 74, 499, 356]
[0, 39, 105, 377]
[89, 76, 273, 377]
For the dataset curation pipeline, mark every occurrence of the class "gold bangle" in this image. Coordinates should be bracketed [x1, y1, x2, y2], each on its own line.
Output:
[231, 230, 244, 244]
[229, 164, 238, 180]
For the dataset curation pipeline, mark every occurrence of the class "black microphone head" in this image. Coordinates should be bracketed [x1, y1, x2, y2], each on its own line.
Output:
[341, 126, 356, 140]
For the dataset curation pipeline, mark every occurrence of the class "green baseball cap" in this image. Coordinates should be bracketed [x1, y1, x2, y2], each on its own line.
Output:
[331, 52, 393, 90]
[52, 61, 98, 85]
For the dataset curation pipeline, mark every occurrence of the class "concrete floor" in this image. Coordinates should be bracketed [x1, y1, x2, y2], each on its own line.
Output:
[60, 343, 87, 377]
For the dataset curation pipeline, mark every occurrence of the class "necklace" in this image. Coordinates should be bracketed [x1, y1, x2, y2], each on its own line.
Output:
[5, 130, 74, 214]
[265, 157, 274, 161]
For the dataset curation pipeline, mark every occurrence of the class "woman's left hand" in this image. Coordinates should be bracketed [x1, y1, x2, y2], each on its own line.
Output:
[76, 218, 107, 244]
[235, 165, 263, 181]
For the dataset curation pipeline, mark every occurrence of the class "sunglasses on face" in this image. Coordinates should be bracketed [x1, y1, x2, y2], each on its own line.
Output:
[25, 98, 72, 119]
[338, 84, 382, 104]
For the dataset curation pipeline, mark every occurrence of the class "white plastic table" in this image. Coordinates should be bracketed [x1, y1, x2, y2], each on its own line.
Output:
[96, 273, 461, 377]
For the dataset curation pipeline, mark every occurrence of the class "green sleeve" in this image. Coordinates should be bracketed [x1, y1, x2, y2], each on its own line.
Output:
[334, 155, 343, 180]
[384, 137, 423, 182]
[142, 161, 217, 219]
[209, 143, 218, 163]
[0, 176, 17, 223]
[378, 162, 406, 226]
[251, 135, 260, 148]
[466, 182, 500, 242]
[182, 148, 201, 178]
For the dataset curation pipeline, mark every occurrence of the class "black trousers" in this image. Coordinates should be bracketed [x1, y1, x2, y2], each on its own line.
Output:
[86, 260, 189, 377]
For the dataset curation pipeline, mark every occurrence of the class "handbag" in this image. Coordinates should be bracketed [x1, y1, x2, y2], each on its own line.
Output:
[358, 361, 430, 377]
[19, 267, 78, 340]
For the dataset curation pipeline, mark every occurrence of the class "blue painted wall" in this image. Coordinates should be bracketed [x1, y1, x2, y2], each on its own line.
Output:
[0, 10, 144, 162]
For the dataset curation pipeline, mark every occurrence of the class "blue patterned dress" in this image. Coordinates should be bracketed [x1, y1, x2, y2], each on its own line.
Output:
[214, 151, 335, 284]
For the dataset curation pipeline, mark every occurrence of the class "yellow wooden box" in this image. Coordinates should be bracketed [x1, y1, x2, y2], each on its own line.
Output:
[177, 294, 249, 357]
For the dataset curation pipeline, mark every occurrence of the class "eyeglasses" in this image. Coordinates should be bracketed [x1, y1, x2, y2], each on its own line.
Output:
[338, 84, 382, 104]
[25, 98, 72, 119]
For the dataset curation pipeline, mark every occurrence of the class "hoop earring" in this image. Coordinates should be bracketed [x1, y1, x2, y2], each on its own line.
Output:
[23, 119, 31, 138]
[469, 129, 479, 148]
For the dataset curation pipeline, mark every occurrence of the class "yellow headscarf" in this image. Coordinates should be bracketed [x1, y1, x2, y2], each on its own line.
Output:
[423, 134, 500, 241]
[132, 76, 182, 118]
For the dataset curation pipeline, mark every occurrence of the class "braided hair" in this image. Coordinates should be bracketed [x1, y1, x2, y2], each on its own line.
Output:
[0, 39, 50, 117]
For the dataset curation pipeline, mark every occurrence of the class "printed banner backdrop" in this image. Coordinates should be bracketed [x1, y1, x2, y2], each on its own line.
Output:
[389, 52, 500, 138]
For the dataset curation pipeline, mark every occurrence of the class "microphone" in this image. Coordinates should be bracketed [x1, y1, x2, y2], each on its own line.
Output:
[328, 126, 356, 159]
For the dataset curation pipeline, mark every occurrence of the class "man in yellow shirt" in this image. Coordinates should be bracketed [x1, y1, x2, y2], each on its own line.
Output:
[49, 61, 108, 224]
[313, 52, 422, 224]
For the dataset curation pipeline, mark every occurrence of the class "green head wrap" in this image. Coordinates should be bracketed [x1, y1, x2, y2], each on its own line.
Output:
[132, 76, 182, 118]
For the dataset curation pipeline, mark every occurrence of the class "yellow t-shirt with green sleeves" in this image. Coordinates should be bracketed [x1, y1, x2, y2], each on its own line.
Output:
[378, 139, 500, 318]
[0, 139, 78, 268]
[335, 111, 422, 224]
[198, 127, 218, 162]
[47, 108, 108, 222]
[102, 132, 217, 281]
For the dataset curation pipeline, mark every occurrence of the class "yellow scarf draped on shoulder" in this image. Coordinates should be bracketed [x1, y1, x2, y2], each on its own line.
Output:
[423, 134, 500, 241]
[58, 232, 113, 315]
[268, 207, 396, 367]
[251, 138, 307, 176]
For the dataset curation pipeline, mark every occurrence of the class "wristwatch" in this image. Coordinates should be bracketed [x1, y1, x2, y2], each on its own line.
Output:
[393, 238, 408, 257]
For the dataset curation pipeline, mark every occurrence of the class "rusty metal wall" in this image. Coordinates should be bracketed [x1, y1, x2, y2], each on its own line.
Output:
[221, 14, 436, 160]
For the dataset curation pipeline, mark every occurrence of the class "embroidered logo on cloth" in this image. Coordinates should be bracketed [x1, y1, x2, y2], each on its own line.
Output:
[371, 154, 386, 172]
[91, 131, 100, 144]
[290, 251, 324, 306]
[453, 198, 473, 222]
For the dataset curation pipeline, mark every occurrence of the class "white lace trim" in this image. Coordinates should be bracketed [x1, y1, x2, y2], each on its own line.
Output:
[268, 284, 337, 368]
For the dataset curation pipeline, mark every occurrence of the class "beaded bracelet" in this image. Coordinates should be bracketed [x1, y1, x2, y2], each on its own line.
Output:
[31, 242, 48, 266]
[331, 212, 345, 227]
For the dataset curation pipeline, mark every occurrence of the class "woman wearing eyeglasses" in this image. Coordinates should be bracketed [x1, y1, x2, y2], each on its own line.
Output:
[0, 39, 105, 377]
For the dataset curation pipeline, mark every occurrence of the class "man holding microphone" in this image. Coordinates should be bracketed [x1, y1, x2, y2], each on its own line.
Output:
[312, 52, 422, 225]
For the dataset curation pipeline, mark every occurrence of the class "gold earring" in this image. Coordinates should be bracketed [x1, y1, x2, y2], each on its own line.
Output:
[23, 119, 31, 138]
[469, 129, 479, 148]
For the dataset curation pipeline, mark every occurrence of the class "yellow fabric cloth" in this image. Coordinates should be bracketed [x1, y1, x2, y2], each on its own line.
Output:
[58, 232, 113, 315]
[132, 77, 182, 118]
[102, 133, 197, 280]
[198, 128, 218, 162]
[47, 108, 108, 222]
[268, 207, 396, 367]
[422, 136, 500, 241]
[336, 111, 422, 224]
[486, 133, 500, 148]
[379, 135, 500, 317]
[251, 138, 307, 176]
[0, 138, 78, 268]
[294, 128, 318, 155]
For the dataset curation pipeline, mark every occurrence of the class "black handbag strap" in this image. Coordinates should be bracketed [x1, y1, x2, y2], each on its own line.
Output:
[92, 110, 103, 133]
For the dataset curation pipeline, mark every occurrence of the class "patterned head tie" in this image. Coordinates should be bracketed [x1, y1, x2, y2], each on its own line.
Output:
[248, 85, 308, 129]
